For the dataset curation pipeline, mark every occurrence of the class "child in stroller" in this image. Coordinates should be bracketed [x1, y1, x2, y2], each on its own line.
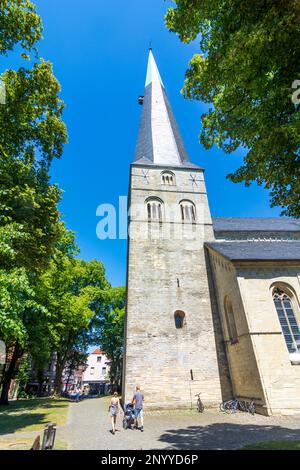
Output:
[123, 403, 135, 430]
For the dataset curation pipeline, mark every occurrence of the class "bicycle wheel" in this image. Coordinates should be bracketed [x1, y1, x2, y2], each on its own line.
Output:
[219, 402, 225, 413]
[248, 402, 256, 415]
[224, 401, 234, 414]
[230, 400, 239, 413]
[238, 400, 246, 412]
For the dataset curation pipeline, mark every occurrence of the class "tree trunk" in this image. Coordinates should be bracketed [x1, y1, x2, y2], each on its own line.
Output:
[37, 369, 44, 397]
[53, 333, 75, 396]
[65, 363, 74, 392]
[0, 344, 22, 405]
[54, 353, 66, 396]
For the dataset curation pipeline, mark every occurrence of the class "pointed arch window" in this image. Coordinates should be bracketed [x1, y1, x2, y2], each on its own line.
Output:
[180, 200, 196, 223]
[273, 287, 300, 357]
[161, 171, 176, 186]
[224, 296, 238, 344]
[146, 197, 163, 222]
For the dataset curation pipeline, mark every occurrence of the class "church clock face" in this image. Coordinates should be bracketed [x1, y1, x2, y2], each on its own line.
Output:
[189, 173, 202, 187]
[134, 168, 150, 185]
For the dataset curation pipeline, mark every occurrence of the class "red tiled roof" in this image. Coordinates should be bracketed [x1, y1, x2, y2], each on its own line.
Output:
[91, 348, 104, 355]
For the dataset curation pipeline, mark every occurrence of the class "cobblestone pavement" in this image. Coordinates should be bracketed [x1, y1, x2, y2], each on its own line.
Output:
[57, 397, 300, 450]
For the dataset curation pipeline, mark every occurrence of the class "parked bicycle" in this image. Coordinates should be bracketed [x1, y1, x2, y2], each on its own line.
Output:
[220, 398, 255, 415]
[195, 393, 205, 413]
[220, 399, 238, 414]
[238, 399, 255, 415]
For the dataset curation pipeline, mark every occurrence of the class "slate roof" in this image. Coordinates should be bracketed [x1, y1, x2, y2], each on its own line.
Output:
[206, 241, 300, 261]
[213, 217, 300, 233]
[134, 50, 201, 169]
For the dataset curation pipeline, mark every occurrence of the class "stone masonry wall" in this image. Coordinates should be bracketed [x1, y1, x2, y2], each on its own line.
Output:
[123, 164, 223, 409]
[209, 249, 300, 416]
[208, 251, 268, 414]
[237, 266, 300, 415]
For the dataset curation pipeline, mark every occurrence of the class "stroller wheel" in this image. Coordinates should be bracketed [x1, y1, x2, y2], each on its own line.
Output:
[123, 418, 128, 430]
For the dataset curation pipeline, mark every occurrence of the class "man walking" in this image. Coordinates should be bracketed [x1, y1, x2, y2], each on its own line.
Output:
[132, 385, 144, 432]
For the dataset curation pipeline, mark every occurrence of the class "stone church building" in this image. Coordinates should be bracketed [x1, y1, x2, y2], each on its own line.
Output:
[123, 50, 300, 415]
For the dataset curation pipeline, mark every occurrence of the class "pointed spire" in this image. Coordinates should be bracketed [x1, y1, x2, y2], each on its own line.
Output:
[134, 50, 198, 168]
[145, 49, 164, 88]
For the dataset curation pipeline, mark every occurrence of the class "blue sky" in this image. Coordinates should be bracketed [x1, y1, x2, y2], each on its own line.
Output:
[1, 0, 281, 286]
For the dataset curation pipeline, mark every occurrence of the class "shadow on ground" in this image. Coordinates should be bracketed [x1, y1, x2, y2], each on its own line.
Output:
[0, 413, 48, 435]
[158, 423, 300, 450]
[0, 398, 66, 413]
[0, 398, 68, 435]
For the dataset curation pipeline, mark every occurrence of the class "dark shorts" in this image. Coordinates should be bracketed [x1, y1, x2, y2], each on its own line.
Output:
[134, 408, 143, 418]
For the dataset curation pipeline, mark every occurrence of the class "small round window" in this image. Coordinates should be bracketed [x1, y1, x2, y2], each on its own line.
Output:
[174, 310, 186, 329]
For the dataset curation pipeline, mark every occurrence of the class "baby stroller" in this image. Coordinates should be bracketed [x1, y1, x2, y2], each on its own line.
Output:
[123, 403, 135, 430]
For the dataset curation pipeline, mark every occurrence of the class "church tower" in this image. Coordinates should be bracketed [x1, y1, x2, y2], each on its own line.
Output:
[123, 50, 225, 408]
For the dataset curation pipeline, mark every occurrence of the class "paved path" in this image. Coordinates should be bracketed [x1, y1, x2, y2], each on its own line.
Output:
[57, 397, 300, 450]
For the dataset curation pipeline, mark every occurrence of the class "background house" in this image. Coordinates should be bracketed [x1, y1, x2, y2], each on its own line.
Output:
[82, 348, 110, 395]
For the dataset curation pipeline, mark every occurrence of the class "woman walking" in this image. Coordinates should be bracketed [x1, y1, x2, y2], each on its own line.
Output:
[108, 392, 120, 435]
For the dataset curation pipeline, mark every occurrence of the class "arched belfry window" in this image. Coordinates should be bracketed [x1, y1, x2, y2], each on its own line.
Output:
[174, 310, 186, 329]
[161, 171, 176, 186]
[180, 200, 196, 223]
[224, 296, 238, 344]
[146, 197, 163, 222]
[273, 286, 300, 356]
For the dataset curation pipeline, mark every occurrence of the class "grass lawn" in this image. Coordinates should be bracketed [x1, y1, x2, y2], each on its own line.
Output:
[0, 397, 69, 435]
[0, 436, 68, 450]
[243, 440, 300, 450]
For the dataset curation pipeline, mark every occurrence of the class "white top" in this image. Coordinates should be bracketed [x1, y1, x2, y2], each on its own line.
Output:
[145, 49, 164, 88]
[145, 50, 181, 165]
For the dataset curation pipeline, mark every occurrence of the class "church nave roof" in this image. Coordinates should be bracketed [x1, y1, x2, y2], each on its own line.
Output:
[206, 241, 300, 262]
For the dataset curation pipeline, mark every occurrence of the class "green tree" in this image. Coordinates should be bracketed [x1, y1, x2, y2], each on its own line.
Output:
[93, 287, 126, 389]
[0, 62, 67, 271]
[16, 356, 30, 399]
[0, 265, 49, 404]
[39, 256, 111, 395]
[0, 0, 67, 404]
[166, 0, 300, 217]
[0, 224, 75, 403]
[0, 225, 112, 402]
[0, 0, 42, 55]
[0, 0, 67, 272]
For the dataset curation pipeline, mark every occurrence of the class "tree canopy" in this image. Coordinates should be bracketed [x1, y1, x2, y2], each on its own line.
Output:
[0, 0, 126, 404]
[0, 62, 67, 271]
[0, 1, 68, 403]
[166, 0, 300, 217]
[92, 286, 126, 387]
[0, 0, 42, 55]
[37, 238, 111, 394]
